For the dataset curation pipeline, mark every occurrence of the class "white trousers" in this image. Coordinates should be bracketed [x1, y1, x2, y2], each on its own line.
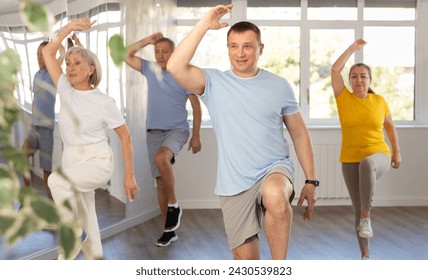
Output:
[48, 141, 114, 259]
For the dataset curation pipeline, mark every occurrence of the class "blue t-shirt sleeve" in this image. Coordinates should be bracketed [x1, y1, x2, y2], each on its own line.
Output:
[140, 58, 147, 74]
[280, 79, 300, 116]
[200, 68, 214, 99]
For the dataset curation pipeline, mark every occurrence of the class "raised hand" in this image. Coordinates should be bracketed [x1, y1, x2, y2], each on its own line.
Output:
[148, 32, 164, 44]
[351, 38, 367, 51]
[200, 4, 233, 30]
[68, 18, 96, 32]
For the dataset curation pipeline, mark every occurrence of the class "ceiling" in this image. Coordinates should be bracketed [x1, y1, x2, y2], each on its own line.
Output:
[0, 0, 57, 16]
[0, 0, 75, 26]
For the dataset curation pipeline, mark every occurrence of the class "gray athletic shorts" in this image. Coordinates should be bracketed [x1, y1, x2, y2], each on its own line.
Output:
[146, 129, 189, 178]
[220, 166, 295, 249]
[25, 125, 54, 172]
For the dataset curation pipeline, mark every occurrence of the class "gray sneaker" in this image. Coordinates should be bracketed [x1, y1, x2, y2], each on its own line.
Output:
[357, 218, 373, 238]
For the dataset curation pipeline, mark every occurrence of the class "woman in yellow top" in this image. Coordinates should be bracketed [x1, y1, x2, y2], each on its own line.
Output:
[331, 39, 401, 260]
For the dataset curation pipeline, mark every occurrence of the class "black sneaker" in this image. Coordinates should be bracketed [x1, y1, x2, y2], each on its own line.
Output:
[155, 231, 178, 247]
[164, 206, 182, 232]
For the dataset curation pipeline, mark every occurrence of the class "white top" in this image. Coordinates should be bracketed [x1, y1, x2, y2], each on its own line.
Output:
[57, 74, 125, 146]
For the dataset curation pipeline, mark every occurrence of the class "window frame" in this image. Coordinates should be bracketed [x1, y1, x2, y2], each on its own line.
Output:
[176, 0, 422, 126]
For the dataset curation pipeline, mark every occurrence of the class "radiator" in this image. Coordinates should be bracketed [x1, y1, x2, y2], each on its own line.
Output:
[291, 144, 350, 200]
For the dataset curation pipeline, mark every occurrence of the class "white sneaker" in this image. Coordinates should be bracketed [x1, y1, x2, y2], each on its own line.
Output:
[357, 218, 373, 238]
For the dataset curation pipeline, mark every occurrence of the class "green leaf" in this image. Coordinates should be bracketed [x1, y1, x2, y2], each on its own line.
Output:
[1, 145, 28, 173]
[108, 34, 127, 66]
[18, 187, 39, 205]
[0, 215, 15, 235]
[20, 0, 54, 33]
[0, 106, 21, 132]
[30, 199, 60, 224]
[0, 49, 21, 72]
[0, 177, 15, 207]
[58, 225, 78, 259]
[0, 165, 11, 177]
[8, 214, 38, 245]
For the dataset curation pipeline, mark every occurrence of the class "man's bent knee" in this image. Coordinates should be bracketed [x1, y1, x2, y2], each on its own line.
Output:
[154, 148, 173, 166]
[232, 237, 260, 260]
[262, 177, 294, 211]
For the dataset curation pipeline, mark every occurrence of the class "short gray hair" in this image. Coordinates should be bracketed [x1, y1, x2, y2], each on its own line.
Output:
[65, 46, 102, 88]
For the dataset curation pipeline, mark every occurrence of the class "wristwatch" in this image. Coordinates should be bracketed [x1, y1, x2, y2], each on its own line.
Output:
[305, 179, 319, 187]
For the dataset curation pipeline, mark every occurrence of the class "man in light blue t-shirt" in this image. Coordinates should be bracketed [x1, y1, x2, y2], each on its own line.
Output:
[22, 41, 64, 201]
[126, 33, 202, 247]
[168, 5, 318, 260]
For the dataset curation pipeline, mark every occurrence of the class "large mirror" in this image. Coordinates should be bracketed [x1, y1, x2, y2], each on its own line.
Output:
[1, 0, 181, 260]
[0, 0, 130, 260]
[0, 0, 70, 260]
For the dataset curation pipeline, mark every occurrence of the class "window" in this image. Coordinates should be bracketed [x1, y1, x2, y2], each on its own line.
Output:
[0, 10, 68, 111]
[259, 26, 300, 100]
[310, 29, 354, 119]
[177, 0, 231, 20]
[175, 0, 418, 124]
[364, 0, 416, 20]
[364, 26, 415, 120]
[308, 0, 357, 20]
[247, 0, 301, 20]
[0, 2, 126, 117]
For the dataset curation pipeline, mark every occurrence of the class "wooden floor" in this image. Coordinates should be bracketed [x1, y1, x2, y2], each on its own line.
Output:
[1, 172, 427, 260]
[99, 206, 428, 260]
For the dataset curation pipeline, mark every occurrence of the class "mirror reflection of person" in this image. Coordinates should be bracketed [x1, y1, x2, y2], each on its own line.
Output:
[42, 18, 140, 259]
[331, 39, 402, 260]
[167, 4, 318, 260]
[21, 41, 64, 201]
[67, 33, 83, 49]
[125, 33, 202, 247]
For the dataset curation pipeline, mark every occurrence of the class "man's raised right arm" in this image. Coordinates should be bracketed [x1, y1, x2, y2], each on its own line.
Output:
[167, 4, 233, 95]
[125, 32, 163, 72]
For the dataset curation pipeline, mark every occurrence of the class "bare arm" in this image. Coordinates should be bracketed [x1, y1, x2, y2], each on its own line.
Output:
[42, 18, 95, 86]
[384, 114, 401, 169]
[57, 43, 65, 65]
[331, 39, 366, 97]
[283, 112, 317, 220]
[187, 94, 202, 154]
[125, 32, 163, 72]
[114, 124, 140, 202]
[167, 4, 233, 95]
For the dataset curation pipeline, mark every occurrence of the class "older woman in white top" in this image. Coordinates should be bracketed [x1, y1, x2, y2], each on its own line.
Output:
[42, 18, 140, 259]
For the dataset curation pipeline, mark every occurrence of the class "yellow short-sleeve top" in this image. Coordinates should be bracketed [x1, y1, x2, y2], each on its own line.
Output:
[336, 87, 391, 163]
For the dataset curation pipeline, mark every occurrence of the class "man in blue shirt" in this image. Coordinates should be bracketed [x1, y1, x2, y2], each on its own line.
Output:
[126, 33, 202, 247]
[167, 5, 318, 259]
[22, 41, 64, 200]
